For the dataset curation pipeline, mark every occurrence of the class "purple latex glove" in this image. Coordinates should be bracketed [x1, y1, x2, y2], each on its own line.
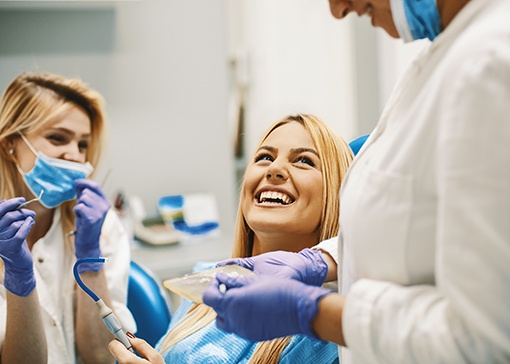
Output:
[73, 179, 110, 273]
[0, 198, 36, 296]
[203, 272, 331, 341]
[217, 248, 328, 286]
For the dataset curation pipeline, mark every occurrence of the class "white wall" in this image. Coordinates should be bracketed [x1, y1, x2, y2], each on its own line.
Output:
[227, 0, 357, 162]
[226, 0, 426, 167]
[0, 0, 236, 231]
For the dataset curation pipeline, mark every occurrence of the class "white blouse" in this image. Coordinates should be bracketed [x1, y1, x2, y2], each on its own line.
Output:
[338, 0, 510, 362]
[0, 209, 136, 363]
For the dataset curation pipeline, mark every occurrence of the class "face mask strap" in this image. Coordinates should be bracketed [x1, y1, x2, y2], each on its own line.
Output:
[18, 131, 39, 157]
[390, 0, 414, 42]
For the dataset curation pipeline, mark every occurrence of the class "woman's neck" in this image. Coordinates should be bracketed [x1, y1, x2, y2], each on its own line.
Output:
[25, 202, 55, 250]
[252, 230, 320, 256]
[437, 0, 471, 29]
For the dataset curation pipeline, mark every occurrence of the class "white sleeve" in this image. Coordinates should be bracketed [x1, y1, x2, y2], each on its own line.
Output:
[343, 40, 510, 363]
[313, 237, 339, 291]
[312, 236, 338, 264]
[100, 210, 137, 332]
[0, 286, 6, 352]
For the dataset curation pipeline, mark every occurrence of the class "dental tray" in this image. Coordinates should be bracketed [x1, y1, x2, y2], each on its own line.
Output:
[163, 265, 255, 303]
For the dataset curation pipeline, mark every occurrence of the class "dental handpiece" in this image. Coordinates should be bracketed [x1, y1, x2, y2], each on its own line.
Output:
[96, 299, 134, 352]
[73, 258, 134, 353]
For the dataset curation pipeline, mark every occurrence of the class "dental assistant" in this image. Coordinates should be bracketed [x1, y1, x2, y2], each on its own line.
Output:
[203, 0, 510, 363]
[0, 72, 135, 364]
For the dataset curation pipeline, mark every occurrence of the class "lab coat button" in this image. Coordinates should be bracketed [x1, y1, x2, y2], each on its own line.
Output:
[38, 257, 44, 263]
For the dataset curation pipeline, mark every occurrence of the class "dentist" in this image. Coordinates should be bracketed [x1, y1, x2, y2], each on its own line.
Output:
[203, 0, 510, 363]
[0, 72, 135, 364]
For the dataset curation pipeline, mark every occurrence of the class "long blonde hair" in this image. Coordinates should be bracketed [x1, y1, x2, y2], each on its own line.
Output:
[159, 114, 353, 363]
[0, 72, 107, 254]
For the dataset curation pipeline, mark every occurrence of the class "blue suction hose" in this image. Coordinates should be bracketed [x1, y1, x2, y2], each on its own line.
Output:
[73, 258, 134, 352]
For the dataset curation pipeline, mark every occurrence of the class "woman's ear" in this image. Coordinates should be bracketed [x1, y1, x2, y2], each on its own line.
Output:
[1, 138, 16, 159]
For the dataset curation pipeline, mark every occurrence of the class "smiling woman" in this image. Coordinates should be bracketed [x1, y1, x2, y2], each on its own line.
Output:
[108, 114, 354, 364]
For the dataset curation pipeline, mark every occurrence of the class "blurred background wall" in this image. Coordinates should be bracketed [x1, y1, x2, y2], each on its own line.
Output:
[0, 0, 426, 235]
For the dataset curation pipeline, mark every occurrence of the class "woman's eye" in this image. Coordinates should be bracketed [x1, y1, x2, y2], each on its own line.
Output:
[47, 134, 67, 144]
[295, 156, 316, 167]
[254, 153, 274, 163]
[78, 141, 89, 151]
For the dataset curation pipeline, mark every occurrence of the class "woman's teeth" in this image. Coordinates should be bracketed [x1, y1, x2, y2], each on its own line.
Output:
[258, 191, 293, 205]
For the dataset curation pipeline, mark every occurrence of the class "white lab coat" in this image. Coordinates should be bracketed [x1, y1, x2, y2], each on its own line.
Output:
[337, 0, 510, 362]
[0, 209, 136, 363]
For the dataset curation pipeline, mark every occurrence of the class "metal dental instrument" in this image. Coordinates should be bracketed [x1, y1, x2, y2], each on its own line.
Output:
[73, 257, 134, 353]
[16, 190, 44, 210]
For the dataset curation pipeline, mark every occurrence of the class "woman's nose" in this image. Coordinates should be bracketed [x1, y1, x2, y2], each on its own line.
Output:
[266, 162, 289, 181]
[62, 143, 85, 163]
[329, 0, 353, 19]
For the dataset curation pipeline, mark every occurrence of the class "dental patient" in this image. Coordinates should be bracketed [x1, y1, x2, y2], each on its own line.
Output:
[109, 114, 354, 364]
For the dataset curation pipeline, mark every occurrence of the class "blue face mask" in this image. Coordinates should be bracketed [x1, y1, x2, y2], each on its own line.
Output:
[390, 0, 442, 42]
[17, 132, 94, 208]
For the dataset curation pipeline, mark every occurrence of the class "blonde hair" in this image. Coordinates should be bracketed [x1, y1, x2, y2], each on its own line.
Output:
[0, 72, 107, 254]
[159, 114, 353, 363]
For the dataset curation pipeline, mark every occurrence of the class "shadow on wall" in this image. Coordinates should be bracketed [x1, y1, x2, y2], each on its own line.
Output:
[0, 8, 115, 55]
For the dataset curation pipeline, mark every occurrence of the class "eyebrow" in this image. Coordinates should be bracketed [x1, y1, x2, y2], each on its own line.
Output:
[46, 127, 91, 139]
[257, 145, 320, 158]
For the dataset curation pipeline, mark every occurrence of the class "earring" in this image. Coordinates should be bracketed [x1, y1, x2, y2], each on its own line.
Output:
[9, 149, 14, 155]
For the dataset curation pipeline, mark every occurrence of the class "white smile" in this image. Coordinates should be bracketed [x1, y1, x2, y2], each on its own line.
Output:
[257, 191, 294, 205]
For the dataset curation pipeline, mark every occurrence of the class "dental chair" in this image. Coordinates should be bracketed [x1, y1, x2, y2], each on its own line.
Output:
[127, 261, 172, 346]
[349, 134, 369, 156]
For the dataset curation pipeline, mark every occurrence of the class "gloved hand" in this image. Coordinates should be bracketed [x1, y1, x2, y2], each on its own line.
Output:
[73, 179, 110, 273]
[203, 272, 331, 341]
[0, 198, 36, 296]
[217, 248, 328, 286]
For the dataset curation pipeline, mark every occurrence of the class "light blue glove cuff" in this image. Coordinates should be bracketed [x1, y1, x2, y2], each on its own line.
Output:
[4, 265, 36, 297]
[75, 240, 103, 273]
[76, 260, 104, 274]
[299, 249, 329, 286]
[297, 285, 332, 340]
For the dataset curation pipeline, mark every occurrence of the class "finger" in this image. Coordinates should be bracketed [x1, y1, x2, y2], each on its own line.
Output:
[0, 216, 31, 240]
[215, 258, 237, 267]
[16, 208, 36, 219]
[216, 257, 255, 271]
[73, 203, 88, 219]
[130, 337, 165, 363]
[76, 189, 110, 210]
[0, 210, 25, 231]
[0, 198, 25, 216]
[215, 272, 252, 289]
[74, 179, 107, 199]
[108, 339, 148, 363]
[13, 217, 35, 240]
[203, 277, 224, 308]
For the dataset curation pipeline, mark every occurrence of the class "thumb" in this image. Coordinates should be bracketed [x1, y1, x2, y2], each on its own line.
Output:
[14, 217, 35, 240]
[215, 272, 251, 289]
[130, 337, 164, 363]
[216, 257, 255, 271]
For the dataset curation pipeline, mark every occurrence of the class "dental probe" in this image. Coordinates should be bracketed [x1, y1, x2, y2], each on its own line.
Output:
[73, 257, 134, 353]
[15, 190, 44, 210]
